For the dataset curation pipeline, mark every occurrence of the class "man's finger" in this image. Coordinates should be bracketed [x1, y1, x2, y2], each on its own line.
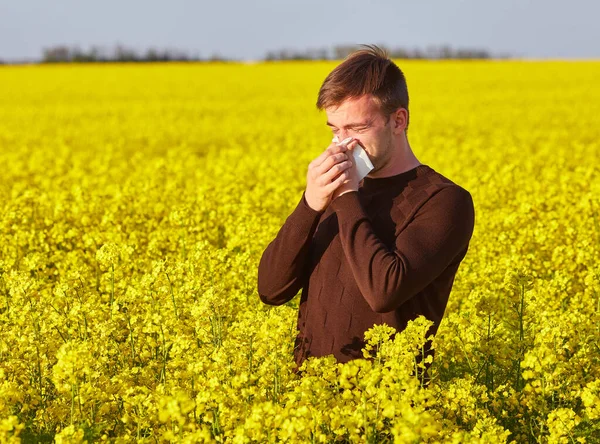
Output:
[310, 143, 348, 169]
[336, 137, 354, 147]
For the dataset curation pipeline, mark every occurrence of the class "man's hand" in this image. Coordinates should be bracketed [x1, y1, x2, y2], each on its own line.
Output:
[305, 141, 354, 213]
[331, 139, 361, 201]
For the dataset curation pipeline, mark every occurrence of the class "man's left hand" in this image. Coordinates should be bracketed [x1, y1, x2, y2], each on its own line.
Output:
[332, 139, 361, 200]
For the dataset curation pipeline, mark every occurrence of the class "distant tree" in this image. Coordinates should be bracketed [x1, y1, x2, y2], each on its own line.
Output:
[42, 45, 71, 62]
[208, 52, 227, 62]
[306, 47, 330, 60]
[390, 47, 411, 59]
[114, 44, 139, 62]
[412, 48, 425, 59]
[333, 44, 359, 59]
[145, 48, 161, 62]
[72, 45, 98, 62]
[264, 51, 277, 61]
[167, 48, 189, 61]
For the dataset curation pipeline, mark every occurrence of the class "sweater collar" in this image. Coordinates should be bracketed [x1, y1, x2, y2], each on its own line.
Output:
[360, 164, 431, 193]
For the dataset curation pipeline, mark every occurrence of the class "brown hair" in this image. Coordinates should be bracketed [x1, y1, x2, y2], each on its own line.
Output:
[316, 44, 410, 132]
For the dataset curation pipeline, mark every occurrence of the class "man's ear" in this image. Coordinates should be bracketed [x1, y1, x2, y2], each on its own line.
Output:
[390, 108, 408, 134]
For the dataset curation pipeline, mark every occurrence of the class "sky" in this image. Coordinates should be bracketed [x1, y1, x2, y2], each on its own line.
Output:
[1, 0, 598, 61]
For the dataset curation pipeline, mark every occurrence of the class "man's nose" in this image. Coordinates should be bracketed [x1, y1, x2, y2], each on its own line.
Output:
[337, 131, 352, 144]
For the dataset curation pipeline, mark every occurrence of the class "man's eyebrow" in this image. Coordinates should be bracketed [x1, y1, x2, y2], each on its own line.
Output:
[326, 120, 372, 128]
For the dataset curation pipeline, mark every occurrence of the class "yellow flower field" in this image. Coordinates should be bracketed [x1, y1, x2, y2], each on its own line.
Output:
[0, 60, 599, 443]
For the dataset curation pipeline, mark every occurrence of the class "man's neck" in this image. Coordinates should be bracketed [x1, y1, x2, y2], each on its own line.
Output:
[368, 137, 421, 179]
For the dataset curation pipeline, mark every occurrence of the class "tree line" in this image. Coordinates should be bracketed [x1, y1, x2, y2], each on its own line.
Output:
[265, 44, 506, 61]
[1, 43, 511, 64]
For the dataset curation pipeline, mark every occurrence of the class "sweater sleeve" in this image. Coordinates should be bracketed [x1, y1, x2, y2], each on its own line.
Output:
[257, 191, 323, 306]
[330, 186, 475, 313]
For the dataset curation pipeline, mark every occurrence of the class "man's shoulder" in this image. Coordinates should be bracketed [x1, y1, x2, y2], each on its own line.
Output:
[406, 165, 469, 200]
[394, 165, 472, 217]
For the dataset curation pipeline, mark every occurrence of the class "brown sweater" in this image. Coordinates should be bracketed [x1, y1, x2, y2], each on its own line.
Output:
[257, 164, 475, 375]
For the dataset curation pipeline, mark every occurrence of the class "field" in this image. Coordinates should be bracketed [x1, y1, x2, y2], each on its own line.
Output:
[0, 60, 599, 443]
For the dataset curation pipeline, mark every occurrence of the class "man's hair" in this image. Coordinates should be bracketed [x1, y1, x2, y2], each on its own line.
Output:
[316, 44, 410, 132]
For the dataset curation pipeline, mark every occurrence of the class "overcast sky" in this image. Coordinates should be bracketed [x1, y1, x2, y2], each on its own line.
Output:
[1, 0, 598, 61]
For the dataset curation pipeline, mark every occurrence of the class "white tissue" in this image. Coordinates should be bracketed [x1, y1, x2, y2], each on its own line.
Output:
[331, 135, 374, 181]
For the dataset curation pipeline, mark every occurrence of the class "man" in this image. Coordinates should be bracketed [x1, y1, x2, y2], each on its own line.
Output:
[257, 44, 475, 383]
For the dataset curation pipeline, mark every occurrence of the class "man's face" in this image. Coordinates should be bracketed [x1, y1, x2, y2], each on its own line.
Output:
[325, 94, 393, 174]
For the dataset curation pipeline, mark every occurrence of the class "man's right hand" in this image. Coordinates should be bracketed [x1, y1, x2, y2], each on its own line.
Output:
[305, 141, 354, 213]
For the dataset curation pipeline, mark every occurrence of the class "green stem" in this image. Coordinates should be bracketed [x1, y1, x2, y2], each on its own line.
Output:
[71, 383, 75, 426]
[128, 315, 137, 363]
[166, 272, 179, 319]
[110, 263, 115, 319]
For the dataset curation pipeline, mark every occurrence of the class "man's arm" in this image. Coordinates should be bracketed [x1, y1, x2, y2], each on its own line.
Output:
[330, 186, 475, 313]
[257, 191, 323, 306]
